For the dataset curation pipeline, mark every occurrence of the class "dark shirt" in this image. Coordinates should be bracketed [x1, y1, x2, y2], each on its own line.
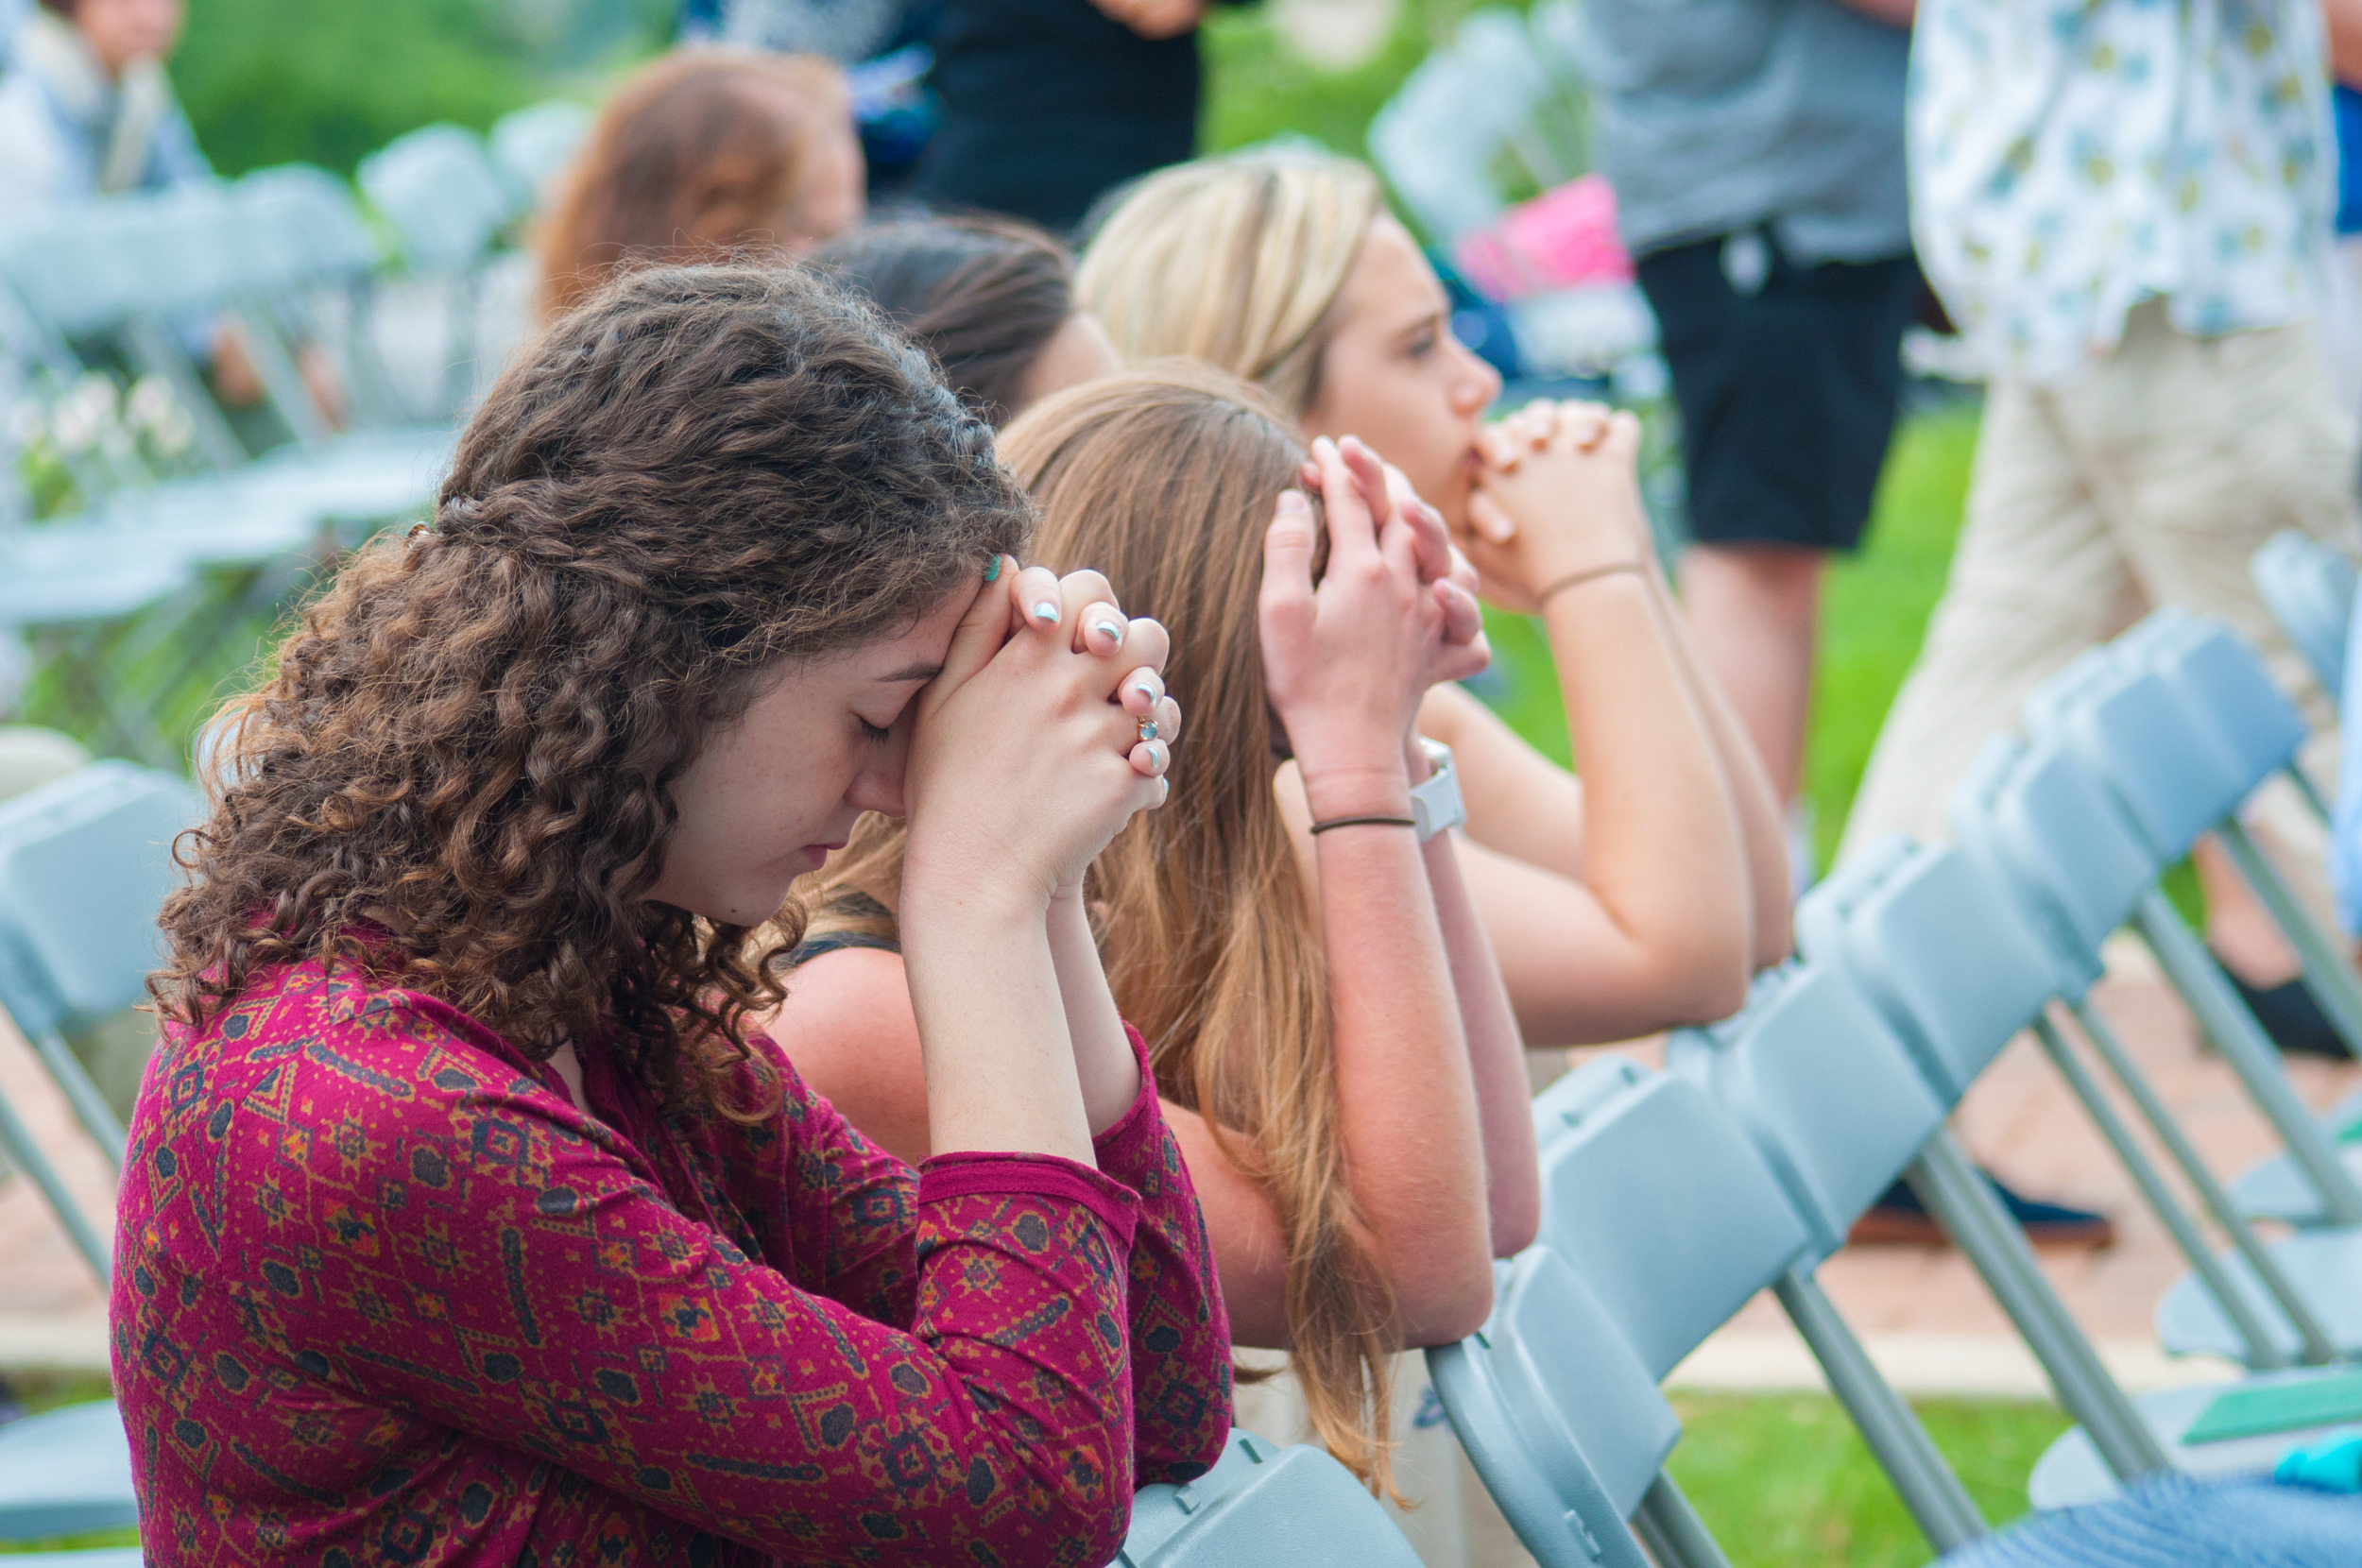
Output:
[915, 0, 1244, 234]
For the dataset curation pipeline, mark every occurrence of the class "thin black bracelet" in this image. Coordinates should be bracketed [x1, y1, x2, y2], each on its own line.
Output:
[1309, 814, 1417, 835]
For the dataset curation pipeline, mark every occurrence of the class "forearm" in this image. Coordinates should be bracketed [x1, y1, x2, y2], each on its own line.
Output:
[1539, 573, 1751, 986]
[1048, 886, 1146, 1135]
[2329, 0, 2362, 82]
[1642, 562, 1794, 963]
[1301, 767, 1495, 1342]
[1421, 822, 1540, 1256]
[902, 884, 1095, 1164]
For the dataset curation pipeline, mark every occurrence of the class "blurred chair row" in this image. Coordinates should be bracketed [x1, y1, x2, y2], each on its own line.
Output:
[4, 582, 2360, 1558]
[0, 102, 589, 773]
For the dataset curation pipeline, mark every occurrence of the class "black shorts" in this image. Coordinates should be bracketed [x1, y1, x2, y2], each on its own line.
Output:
[1635, 234, 1921, 554]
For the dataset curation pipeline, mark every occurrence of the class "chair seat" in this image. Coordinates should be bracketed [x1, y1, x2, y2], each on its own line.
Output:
[2028, 1367, 2362, 1510]
[0, 1553, 144, 1566]
[2154, 1226, 2362, 1363]
[0, 1400, 137, 1542]
[1115, 1430, 1421, 1567]
[0, 545, 191, 626]
[2233, 1143, 2362, 1227]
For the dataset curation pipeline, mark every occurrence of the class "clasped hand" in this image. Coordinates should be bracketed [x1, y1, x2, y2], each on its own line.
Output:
[1463, 400, 1652, 615]
[902, 561, 1181, 913]
[1260, 435, 1486, 815]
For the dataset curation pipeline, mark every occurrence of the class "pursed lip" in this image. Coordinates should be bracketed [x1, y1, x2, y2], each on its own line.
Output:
[801, 840, 849, 864]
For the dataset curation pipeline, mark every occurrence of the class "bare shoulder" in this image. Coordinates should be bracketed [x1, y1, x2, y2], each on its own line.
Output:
[763, 946, 931, 1162]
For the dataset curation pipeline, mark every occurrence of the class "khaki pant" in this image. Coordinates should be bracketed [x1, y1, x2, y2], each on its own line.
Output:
[1840, 300, 2361, 861]
[1231, 1351, 1536, 1568]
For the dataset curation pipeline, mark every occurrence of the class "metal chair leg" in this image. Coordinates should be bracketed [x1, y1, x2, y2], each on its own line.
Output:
[2215, 819, 2362, 1059]
[1773, 1269, 1988, 1551]
[0, 1087, 109, 1285]
[2062, 999, 2342, 1363]
[1633, 1473, 1737, 1568]
[2133, 890, 2362, 1223]
[2029, 1011, 2302, 1366]
[1908, 1134, 2168, 1479]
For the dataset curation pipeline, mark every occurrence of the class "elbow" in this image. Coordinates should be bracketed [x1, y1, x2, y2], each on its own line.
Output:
[1396, 1256, 1498, 1347]
[1753, 887, 1796, 969]
[1491, 1193, 1541, 1263]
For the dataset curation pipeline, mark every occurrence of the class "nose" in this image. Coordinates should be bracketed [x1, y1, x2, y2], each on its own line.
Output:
[846, 733, 910, 818]
[1449, 337, 1502, 416]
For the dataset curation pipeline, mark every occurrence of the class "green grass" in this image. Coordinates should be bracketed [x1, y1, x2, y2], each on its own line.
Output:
[1668, 1391, 2072, 1567]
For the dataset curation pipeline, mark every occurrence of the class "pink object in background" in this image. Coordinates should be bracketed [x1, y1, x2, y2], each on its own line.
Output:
[1452, 174, 1634, 301]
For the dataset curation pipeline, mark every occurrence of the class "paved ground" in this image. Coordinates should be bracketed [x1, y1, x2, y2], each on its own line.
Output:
[3, 947, 2357, 1400]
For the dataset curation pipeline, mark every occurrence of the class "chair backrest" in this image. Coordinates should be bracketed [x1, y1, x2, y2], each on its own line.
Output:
[2021, 647, 2249, 861]
[2111, 607, 2307, 795]
[0, 198, 158, 340]
[1946, 736, 2152, 996]
[1425, 1248, 1664, 1568]
[0, 761, 201, 1039]
[0, 1398, 135, 1541]
[489, 99, 593, 210]
[1532, 1057, 1810, 1377]
[234, 165, 383, 294]
[1796, 834, 2066, 1104]
[1667, 962, 1946, 1262]
[2251, 531, 2355, 703]
[358, 124, 515, 273]
[1116, 1429, 1424, 1567]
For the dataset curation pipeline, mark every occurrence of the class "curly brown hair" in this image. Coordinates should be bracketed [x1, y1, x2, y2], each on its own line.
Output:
[153, 263, 1032, 1118]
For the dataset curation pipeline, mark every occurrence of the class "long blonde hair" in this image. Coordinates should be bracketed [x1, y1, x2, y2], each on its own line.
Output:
[816, 366, 1400, 1490]
[1075, 149, 1384, 416]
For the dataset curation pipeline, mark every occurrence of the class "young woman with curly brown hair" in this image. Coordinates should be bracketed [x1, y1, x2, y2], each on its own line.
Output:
[771, 366, 1535, 1505]
[116, 264, 1230, 1566]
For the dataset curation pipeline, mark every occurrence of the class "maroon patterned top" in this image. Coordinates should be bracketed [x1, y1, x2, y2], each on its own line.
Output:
[111, 956, 1231, 1565]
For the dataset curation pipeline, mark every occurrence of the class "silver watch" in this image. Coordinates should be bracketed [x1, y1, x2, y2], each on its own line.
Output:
[1410, 738, 1465, 842]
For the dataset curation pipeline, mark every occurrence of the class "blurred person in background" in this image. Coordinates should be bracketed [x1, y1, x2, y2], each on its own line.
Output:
[0, 0, 204, 207]
[534, 47, 863, 320]
[676, 0, 942, 198]
[808, 213, 1119, 425]
[1842, 0, 2361, 1060]
[0, 0, 290, 411]
[914, 0, 1255, 234]
[1567, 0, 1919, 890]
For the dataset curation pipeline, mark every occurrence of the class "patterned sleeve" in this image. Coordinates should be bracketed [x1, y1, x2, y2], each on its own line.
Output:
[789, 1023, 1233, 1486]
[163, 997, 1148, 1563]
[1087, 1025, 1234, 1484]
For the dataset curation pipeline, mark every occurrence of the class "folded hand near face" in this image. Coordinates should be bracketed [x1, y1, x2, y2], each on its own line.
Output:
[1463, 400, 1652, 615]
[902, 562, 1180, 915]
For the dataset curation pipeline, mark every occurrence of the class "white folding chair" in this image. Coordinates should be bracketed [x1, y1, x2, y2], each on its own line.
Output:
[1115, 1430, 1422, 1566]
[1802, 819, 2362, 1508]
[0, 1400, 137, 1545]
[0, 761, 202, 1282]
[1671, 959, 2173, 1488]
[2251, 532, 2354, 704]
[1531, 1054, 1987, 1552]
[489, 99, 593, 213]
[1427, 1247, 1674, 1568]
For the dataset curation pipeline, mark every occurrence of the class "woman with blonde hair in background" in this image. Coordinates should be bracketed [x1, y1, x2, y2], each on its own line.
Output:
[534, 47, 864, 319]
[1075, 146, 1790, 1563]
[1079, 148, 1790, 1053]
[771, 366, 1543, 1515]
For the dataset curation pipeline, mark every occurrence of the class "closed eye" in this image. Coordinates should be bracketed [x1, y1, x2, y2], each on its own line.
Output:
[858, 717, 894, 744]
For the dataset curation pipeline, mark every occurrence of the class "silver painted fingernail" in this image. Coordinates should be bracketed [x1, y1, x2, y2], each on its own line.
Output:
[1034, 601, 1061, 624]
[1092, 618, 1125, 643]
